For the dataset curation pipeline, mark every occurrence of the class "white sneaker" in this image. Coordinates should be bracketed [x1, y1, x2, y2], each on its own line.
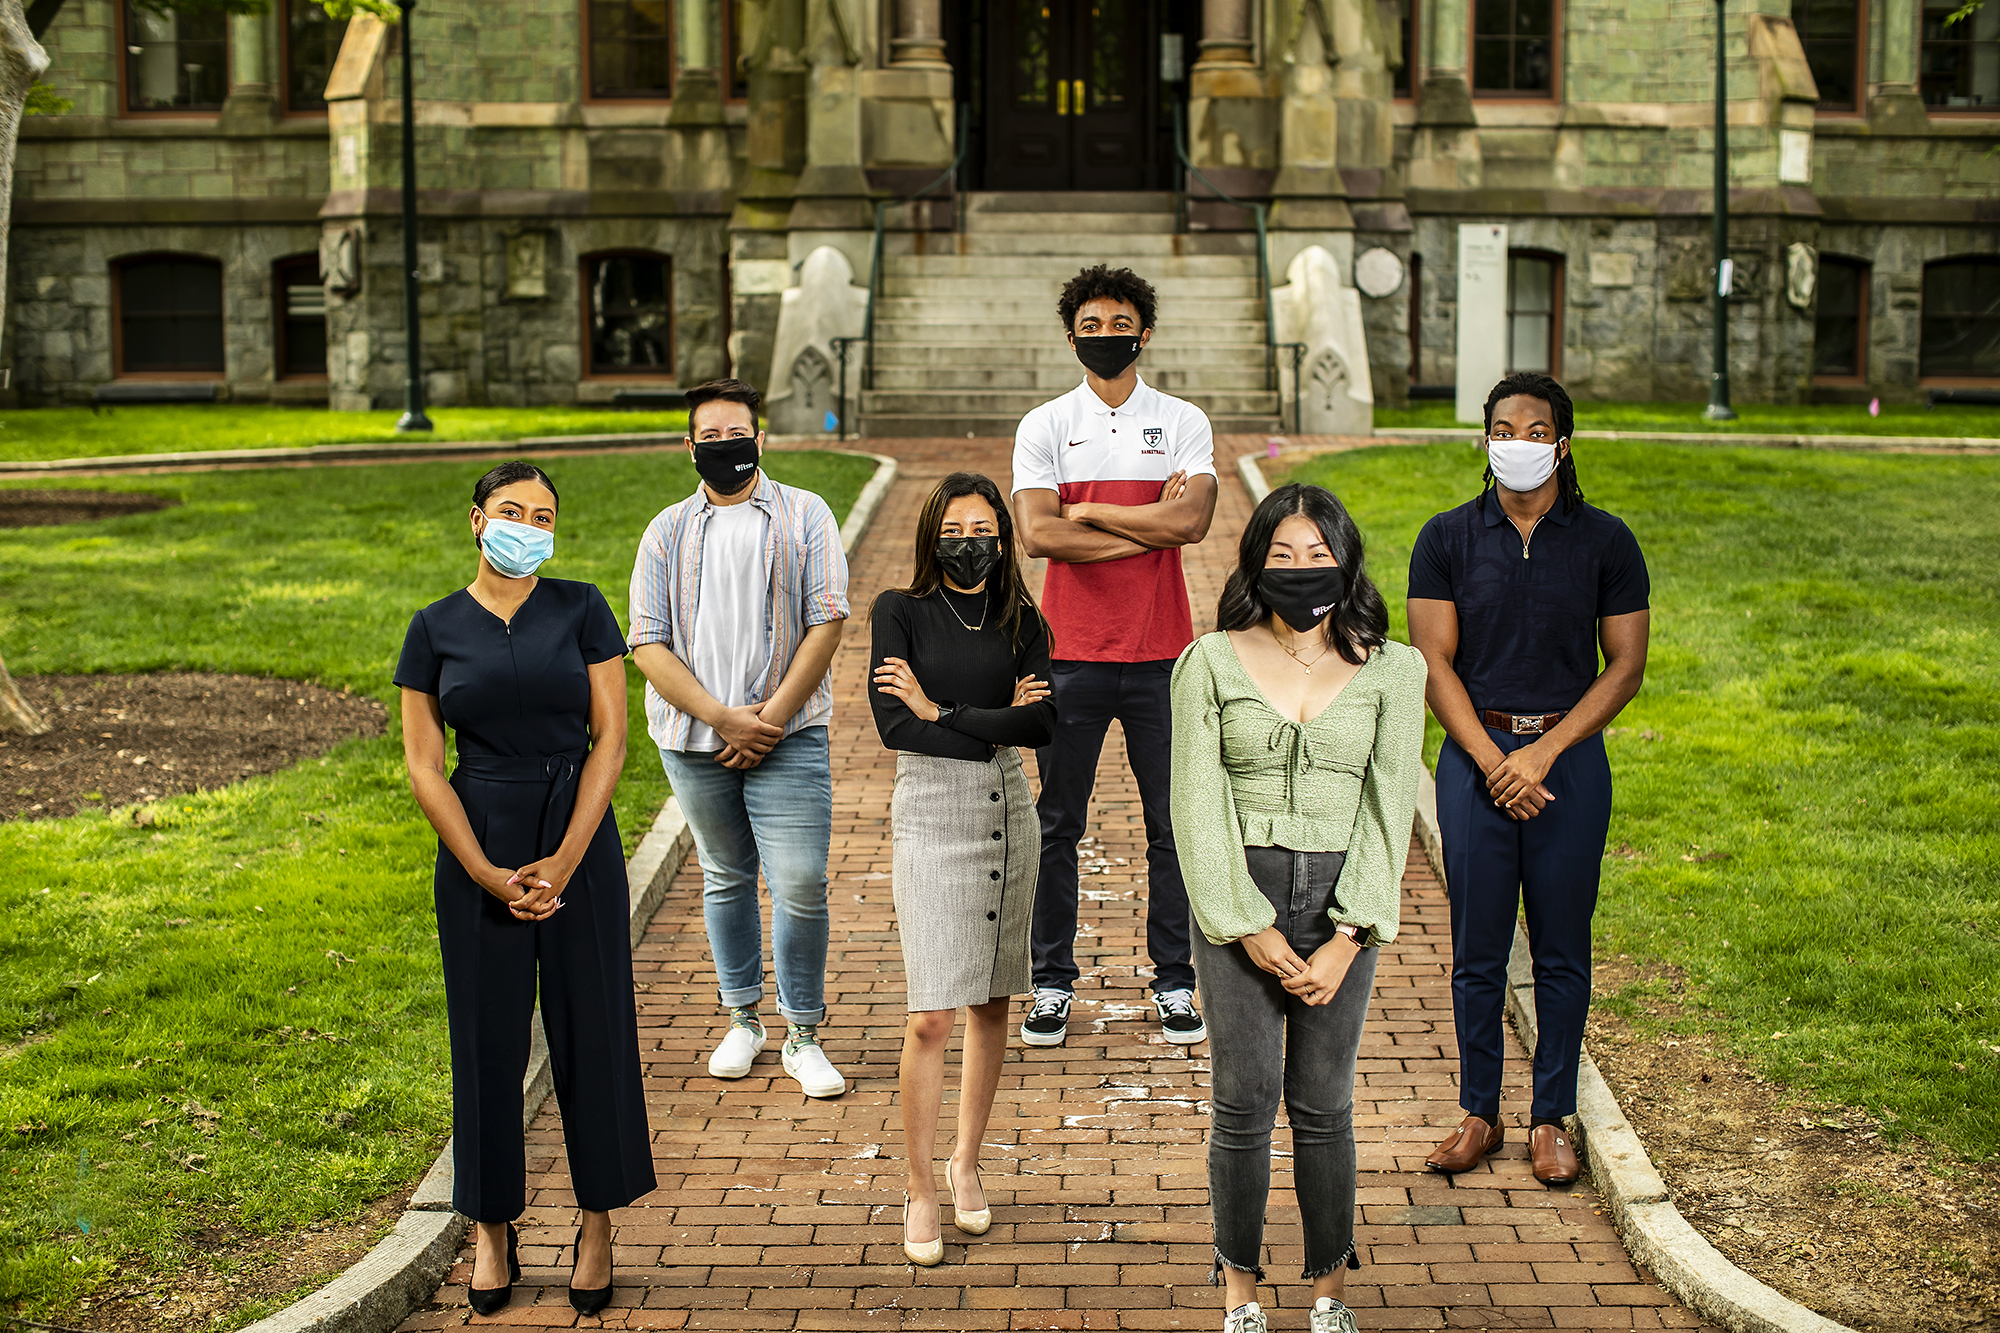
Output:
[1223, 1302, 1267, 1333]
[707, 1018, 766, 1079]
[1310, 1298, 1359, 1333]
[781, 1033, 847, 1098]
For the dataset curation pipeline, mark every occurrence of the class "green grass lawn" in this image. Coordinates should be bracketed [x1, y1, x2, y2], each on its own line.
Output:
[1374, 399, 2000, 439]
[0, 405, 691, 464]
[1282, 442, 2000, 1160]
[0, 449, 877, 1320]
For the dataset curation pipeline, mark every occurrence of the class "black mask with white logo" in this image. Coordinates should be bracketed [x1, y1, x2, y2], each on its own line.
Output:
[693, 436, 760, 496]
[1072, 334, 1143, 380]
[936, 536, 1004, 590]
[1258, 566, 1348, 634]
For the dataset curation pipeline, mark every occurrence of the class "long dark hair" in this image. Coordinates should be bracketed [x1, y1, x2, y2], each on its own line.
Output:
[1478, 371, 1585, 515]
[1217, 483, 1387, 666]
[895, 471, 1045, 646]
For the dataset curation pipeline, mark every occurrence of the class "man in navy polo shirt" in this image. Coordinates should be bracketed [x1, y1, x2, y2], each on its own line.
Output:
[1406, 371, 1650, 1187]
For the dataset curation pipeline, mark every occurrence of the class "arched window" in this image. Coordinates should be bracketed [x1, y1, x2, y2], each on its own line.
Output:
[1921, 257, 2000, 380]
[1792, 0, 1863, 112]
[274, 254, 328, 378]
[122, 3, 227, 113]
[584, 251, 673, 376]
[1812, 256, 1869, 381]
[114, 255, 224, 377]
[285, 0, 350, 113]
[1506, 250, 1563, 376]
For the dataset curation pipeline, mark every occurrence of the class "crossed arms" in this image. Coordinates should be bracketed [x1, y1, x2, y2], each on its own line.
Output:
[1013, 470, 1220, 563]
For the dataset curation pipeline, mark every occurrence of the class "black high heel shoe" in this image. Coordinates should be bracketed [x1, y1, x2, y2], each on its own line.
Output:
[568, 1223, 614, 1315]
[467, 1221, 520, 1315]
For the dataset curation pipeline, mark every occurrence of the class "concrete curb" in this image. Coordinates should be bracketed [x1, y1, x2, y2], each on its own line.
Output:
[237, 452, 897, 1333]
[1240, 450, 1856, 1333]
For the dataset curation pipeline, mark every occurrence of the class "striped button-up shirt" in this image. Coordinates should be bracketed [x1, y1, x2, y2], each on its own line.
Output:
[629, 474, 850, 752]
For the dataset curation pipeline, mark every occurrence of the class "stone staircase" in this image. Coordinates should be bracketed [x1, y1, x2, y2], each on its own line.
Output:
[859, 192, 1281, 439]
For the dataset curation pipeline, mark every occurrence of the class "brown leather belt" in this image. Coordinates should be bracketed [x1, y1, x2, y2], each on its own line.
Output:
[1480, 709, 1568, 735]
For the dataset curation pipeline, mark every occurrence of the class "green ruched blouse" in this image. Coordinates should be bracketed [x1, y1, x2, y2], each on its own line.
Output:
[1169, 633, 1428, 947]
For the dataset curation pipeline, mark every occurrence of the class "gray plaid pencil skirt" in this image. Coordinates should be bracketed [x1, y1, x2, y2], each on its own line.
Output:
[891, 746, 1038, 1012]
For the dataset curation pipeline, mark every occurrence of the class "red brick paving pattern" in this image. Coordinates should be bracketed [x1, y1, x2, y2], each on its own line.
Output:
[397, 434, 1711, 1331]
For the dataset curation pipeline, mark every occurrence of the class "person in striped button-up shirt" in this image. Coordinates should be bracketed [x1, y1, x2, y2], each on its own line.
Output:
[629, 378, 851, 1099]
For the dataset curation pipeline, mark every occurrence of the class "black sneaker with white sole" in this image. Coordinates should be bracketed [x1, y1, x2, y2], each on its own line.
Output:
[1020, 987, 1071, 1046]
[1153, 988, 1206, 1044]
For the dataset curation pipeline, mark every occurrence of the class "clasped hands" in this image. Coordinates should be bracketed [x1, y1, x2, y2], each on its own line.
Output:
[1060, 470, 1190, 527]
[1482, 740, 1557, 821]
[479, 856, 575, 921]
[1239, 925, 1360, 1006]
[711, 702, 784, 770]
[873, 657, 1052, 722]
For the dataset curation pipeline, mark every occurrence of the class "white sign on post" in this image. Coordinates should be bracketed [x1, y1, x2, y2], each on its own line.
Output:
[1455, 224, 1510, 424]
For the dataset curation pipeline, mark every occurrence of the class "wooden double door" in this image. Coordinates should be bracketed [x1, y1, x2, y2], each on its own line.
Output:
[983, 0, 1157, 191]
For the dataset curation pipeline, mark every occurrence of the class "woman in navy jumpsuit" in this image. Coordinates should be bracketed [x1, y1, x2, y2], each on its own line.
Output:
[396, 461, 655, 1315]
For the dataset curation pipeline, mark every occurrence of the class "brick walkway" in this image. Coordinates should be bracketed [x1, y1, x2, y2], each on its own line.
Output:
[398, 435, 1709, 1332]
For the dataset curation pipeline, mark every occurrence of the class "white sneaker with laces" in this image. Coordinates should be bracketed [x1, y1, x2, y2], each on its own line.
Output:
[1310, 1297, 1360, 1333]
[1223, 1302, 1267, 1333]
[1154, 987, 1207, 1044]
[781, 1036, 848, 1098]
[707, 1020, 766, 1079]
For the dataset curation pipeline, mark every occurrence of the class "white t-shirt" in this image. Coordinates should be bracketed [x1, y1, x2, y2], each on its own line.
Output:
[685, 500, 771, 751]
[1011, 375, 1216, 662]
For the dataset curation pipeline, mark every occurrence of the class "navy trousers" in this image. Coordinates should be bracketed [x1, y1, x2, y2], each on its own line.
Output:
[1435, 728, 1612, 1121]
[1030, 658, 1197, 995]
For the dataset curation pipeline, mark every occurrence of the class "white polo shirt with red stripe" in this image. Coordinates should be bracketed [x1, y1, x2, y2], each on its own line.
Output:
[1011, 375, 1217, 663]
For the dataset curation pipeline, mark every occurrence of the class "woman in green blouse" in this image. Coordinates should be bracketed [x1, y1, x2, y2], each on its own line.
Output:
[1171, 482, 1426, 1333]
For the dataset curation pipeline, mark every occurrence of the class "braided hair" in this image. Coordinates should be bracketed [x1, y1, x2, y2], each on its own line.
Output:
[1477, 371, 1586, 515]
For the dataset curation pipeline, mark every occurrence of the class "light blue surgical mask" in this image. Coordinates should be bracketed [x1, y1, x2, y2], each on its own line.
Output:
[479, 513, 554, 578]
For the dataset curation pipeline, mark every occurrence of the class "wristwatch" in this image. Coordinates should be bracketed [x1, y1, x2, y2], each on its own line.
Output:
[1335, 923, 1366, 947]
[933, 700, 960, 729]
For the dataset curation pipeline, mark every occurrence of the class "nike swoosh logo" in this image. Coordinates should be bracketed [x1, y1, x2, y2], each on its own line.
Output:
[1066, 440, 1087, 448]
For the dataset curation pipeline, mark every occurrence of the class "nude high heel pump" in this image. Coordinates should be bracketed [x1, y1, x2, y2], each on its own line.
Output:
[903, 1195, 944, 1266]
[947, 1159, 990, 1236]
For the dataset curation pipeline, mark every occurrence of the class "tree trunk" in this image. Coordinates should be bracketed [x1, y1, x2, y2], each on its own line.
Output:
[0, 649, 49, 736]
[0, 3, 49, 736]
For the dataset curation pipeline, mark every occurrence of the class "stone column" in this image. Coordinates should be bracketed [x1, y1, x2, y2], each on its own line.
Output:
[218, 9, 278, 129]
[1196, 0, 1256, 69]
[790, 0, 872, 230]
[1409, 0, 1481, 188]
[670, 0, 726, 126]
[1869, 0, 1928, 130]
[1271, 11, 1353, 229]
[889, 0, 948, 69]
[1188, 0, 1276, 180]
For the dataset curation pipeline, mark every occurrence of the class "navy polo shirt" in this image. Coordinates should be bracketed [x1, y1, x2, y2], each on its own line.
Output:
[1408, 493, 1649, 716]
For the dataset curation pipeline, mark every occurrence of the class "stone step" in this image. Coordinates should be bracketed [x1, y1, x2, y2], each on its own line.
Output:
[879, 273, 1257, 299]
[872, 319, 1270, 344]
[883, 254, 1259, 279]
[962, 190, 1176, 216]
[875, 296, 1266, 321]
[869, 343, 1268, 369]
[963, 211, 1180, 234]
[860, 387, 1281, 417]
[860, 411, 1282, 438]
[882, 231, 1258, 258]
[868, 364, 1271, 392]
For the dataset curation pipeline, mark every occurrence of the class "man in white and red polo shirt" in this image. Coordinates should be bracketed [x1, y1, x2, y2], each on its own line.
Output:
[1010, 264, 1220, 1048]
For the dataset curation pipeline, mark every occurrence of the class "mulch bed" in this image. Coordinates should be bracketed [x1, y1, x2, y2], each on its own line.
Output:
[0, 489, 180, 527]
[1588, 956, 2000, 1333]
[2, 673, 387, 822]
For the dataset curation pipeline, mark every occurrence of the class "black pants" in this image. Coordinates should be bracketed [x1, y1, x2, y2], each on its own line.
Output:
[436, 754, 657, 1222]
[1031, 658, 1196, 994]
[1435, 729, 1613, 1121]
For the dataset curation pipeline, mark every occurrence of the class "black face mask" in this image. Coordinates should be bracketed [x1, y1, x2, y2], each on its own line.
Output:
[936, 536, 1004, 590]
[1258, 566, 1348, 634]
[693, 436, 760, 495]
[1073, 334, 1143, 380]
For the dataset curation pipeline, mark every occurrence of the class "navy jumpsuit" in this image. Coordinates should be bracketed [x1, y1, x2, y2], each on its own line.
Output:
[395, 578, 656, 1223]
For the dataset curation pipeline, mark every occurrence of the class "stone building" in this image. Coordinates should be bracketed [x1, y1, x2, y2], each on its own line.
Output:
[6, 0, 1998, 425]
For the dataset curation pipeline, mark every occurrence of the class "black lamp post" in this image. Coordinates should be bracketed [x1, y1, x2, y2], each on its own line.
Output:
[1705, 0, 1737, 421]
[394, 0, 432, 432]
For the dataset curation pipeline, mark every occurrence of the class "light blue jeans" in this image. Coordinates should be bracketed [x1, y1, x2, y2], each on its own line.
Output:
[659, 726, 832, 1026]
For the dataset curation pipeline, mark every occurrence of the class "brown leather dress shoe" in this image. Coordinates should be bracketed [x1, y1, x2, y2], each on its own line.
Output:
[1530, 1123, 1580, 1185]
[1425, 1115, 1503, 1174]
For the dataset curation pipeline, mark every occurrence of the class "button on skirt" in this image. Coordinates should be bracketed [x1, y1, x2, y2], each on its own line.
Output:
[891, 746, 1038, 1012]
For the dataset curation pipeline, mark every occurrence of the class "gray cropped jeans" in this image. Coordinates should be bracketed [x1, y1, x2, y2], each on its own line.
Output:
[1190, 846, 1378, 1284]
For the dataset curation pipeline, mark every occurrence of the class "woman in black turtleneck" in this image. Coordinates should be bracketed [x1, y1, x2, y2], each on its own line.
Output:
[869, 470, 1057, 1267]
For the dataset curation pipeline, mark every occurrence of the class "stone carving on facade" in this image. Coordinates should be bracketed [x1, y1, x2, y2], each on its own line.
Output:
[1786, 242, 1818, 311]
[1353, 246, 1404, 298]
[506, 233, 552, 301]
[322, 227, 360, 297]
[1271, 245, 1373, 436]
[765, 246, 868, 435]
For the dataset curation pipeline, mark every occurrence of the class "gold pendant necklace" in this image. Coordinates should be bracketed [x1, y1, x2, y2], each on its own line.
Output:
[1271, 625, 1332, 674]
[942, 585, 989, 632]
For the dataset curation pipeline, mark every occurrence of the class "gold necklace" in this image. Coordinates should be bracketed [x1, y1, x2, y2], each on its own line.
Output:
[941, 585, 988, 632]
[1270, 624, 1332, 674]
